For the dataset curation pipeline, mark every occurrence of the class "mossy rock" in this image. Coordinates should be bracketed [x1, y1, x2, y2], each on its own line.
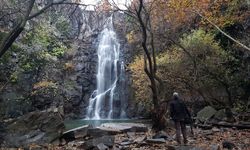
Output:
[196, 106, 217, 123]
[214, 109, 227, 121]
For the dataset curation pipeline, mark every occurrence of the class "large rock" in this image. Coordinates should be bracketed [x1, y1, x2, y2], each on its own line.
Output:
[196, 106, 217, 123]
[96, 143, 109, 150]
[153, 130, 169, 139]
[62, 125, 90, 141]
[214, 109, 227, 121]
[134, 135, 147, 143]
[87, 128, 119, 138]
[239, 111, 250, 122]
[79, 135, 115, 150]
[146, 138, 166, 144]
[3, 109, 65, 148]
[99, 123, 148, 133]
[213, 108, 235, 123]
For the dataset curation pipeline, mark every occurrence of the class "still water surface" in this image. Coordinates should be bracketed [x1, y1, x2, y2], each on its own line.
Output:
[65, 119, 151, 130]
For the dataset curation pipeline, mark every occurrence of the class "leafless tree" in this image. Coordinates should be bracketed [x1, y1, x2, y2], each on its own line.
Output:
[111, 0, 166, 130]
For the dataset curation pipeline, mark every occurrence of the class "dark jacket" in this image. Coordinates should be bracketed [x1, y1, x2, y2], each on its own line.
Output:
[169, 97, 191, 122]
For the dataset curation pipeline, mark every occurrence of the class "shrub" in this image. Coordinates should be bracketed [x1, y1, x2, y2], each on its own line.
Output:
[10, 72, 18, 83]
[129, 56, 153, 109]
[64, 62, 75, 72]
[33, 80, 56, 89]
[51, 45, 67, 57]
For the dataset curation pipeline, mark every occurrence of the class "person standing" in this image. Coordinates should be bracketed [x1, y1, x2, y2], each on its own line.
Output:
[169, 92, 191, 145]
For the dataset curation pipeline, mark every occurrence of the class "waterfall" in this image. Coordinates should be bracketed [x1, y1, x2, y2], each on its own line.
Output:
[86, 16, 125, 120]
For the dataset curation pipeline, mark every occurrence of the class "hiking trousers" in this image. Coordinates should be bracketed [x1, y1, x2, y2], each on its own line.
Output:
[174, 121, 187, 144]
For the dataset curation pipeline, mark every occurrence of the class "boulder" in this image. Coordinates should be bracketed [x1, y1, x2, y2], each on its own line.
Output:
[214, 109, 227, 121]
[87, 128, 118, 138]
[99, 123, 148, 133]
[134, 135, 147, 143]
[146, 138, 166, 144]
[80, 135, 114, 150]
[126, 132, 135, 139]
[62, 124, 90, 141]
[153, 130, 169, 139]
[211, 127, 221, 133]
[224, 108, 236, 123]
[113, 145, 122, 150]
[196, 106, 217, 123]
[96, 143, 109, 150]
[3, 109, 65, 147]
[119, 140, 134, 146]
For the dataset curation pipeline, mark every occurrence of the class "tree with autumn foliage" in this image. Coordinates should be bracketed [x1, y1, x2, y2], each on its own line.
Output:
[124, 0, 250, 129]
[113, 0, 168, 130]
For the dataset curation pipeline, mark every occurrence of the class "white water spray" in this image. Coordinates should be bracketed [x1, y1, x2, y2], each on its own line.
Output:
[86, 17, 123, 120]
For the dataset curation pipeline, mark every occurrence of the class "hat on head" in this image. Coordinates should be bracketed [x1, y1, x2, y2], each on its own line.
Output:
[173, 92, 179, 97]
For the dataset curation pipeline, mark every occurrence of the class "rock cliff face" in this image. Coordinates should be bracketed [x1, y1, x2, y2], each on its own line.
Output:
[62, 38, 98, 119]
[63, 11, 134, 119]
[0, 10, 136, 120]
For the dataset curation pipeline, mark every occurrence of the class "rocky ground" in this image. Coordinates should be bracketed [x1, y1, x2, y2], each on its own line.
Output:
[1, 106, 250, 150]
[6, 126, 248, 150]
[123, 129, 249, 150]
[55, 127, 250, 150]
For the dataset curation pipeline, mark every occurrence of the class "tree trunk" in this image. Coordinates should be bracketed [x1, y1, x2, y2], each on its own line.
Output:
[225, 86, 233, 107]
[136, 0, 164, 131]
[0, 22, 25, 57]
[0, 0, 35, 58]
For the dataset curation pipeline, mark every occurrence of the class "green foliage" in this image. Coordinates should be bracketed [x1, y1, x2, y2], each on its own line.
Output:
[22, 23, 68, 58]
[130, 28, 247, 108]
[233, 102, 248, 113]
[19, 51, 49, 72]
[51, 45, 67, 57]
[9, 43, 21, 53]
[0, 31, 8, 42]
[23, 24, 53, 47]
[0, 43, 22, 64]
[21, 63, 33, 71]
[125, 15, 136, 24]
[55, 17, 70, 35]
[157, 47, 182, 66]
[180, 29, 223, 59]
[10, 72, 18, 83]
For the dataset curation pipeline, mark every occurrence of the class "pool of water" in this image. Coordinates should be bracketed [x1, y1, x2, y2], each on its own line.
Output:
[64, 119, 151, 130]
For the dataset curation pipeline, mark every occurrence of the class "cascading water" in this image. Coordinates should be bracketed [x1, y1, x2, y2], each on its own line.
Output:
[86, 16, 126, 120]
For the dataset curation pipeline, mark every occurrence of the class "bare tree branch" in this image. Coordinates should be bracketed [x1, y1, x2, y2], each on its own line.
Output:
[0, 0, 93, 58]
[0, 0, 35, 58]
[28, 0, 90, 20]
[193, 10, 250, 52]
